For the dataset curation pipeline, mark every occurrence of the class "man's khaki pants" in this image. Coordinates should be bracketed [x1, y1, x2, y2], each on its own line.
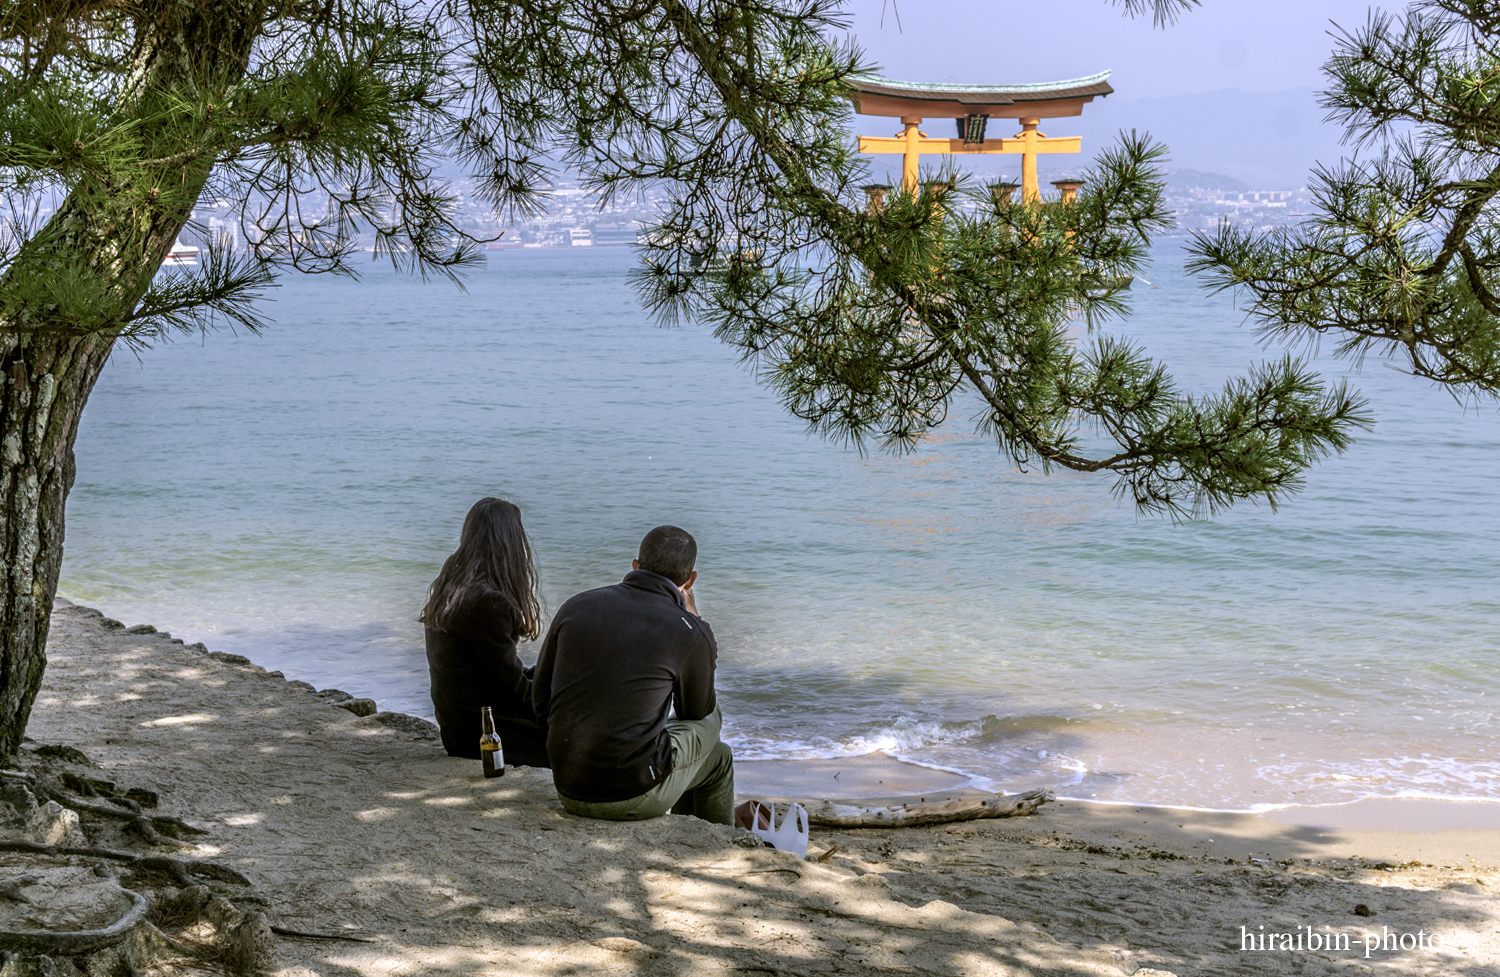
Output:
[558, 706, 735, 825]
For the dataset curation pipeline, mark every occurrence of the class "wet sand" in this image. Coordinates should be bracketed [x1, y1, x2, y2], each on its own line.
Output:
[28, 600, 1500, 976]
[736, 754, 971, 798]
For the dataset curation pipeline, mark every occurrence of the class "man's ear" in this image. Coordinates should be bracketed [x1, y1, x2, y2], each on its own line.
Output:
[632, 559, 641, 571]
[682, 570, 697, 590]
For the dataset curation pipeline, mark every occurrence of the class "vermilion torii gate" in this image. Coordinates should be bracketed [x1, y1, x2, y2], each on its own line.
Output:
[848, 72, 1113, 203]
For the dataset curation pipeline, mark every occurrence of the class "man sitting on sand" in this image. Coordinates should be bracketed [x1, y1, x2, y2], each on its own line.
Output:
[532, 525, 734, 825]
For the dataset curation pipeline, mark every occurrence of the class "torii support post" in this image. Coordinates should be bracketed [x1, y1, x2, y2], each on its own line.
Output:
[901, 118, 922, 192]
[858, 117, 1082, 202]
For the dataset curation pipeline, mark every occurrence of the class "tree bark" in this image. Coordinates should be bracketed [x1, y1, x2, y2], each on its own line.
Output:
[0, 334, 114, 755]
[0, 1, 263, 754]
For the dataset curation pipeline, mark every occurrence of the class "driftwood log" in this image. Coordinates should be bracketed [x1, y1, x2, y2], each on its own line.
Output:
[756, 788, 1054, 828]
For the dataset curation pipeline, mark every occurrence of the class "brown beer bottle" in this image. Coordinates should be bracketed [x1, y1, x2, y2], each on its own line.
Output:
[479, 706, 504, 778]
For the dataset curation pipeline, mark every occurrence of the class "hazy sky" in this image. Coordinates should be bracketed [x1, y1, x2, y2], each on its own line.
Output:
[840, 0, 1383, 99]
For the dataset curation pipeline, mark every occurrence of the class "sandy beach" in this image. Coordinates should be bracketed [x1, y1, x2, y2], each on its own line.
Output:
[20, 601, 1500, 976]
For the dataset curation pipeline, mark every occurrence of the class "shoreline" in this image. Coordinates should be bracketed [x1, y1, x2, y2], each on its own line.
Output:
[737, 753, 1500, 835]
[60, 595, 1500, 830]
[27, 598, 1500, 975]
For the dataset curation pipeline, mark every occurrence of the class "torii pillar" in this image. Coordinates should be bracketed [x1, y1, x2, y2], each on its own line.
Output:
[847, 72, 1114, 203]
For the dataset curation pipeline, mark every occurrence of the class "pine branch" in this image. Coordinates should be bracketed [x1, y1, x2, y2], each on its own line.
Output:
[1189, 0, 1500, 401]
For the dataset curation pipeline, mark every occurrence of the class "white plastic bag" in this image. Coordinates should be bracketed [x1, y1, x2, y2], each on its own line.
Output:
[749, 801, 810, 857]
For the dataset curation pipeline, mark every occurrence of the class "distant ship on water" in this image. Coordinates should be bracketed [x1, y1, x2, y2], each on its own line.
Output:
[162, 239, 200, 267]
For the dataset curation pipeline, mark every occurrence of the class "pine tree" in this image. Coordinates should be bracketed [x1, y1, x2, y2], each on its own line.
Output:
[1189, 0, 1500, 400]
[0, 0, 1363, 754]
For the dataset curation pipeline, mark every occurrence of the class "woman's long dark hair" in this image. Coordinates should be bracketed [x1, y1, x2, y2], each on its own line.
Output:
[422, 498, 542, 640]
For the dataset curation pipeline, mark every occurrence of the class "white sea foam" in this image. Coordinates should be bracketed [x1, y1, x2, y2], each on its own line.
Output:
[724, 715, 993, 761]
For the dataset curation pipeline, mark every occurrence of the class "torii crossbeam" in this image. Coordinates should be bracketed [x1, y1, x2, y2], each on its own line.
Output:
[848, 72, 1113, 203]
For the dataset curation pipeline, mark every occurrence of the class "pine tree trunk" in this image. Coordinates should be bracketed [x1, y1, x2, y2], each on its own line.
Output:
[0, 1, 263, 754]
[0, 333, 114, 754]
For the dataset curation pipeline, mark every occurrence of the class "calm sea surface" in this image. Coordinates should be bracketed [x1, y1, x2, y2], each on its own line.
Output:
[63, 245, 1500, 811]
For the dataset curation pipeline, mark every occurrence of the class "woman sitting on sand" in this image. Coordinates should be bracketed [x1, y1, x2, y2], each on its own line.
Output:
[423, 497, 549, 768]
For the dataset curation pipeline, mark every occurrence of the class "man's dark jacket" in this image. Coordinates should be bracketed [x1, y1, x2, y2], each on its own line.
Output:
[532, 569, 718, 802]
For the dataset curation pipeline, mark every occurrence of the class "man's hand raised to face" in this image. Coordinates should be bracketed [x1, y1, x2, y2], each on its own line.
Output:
[631, 559, 699, 616]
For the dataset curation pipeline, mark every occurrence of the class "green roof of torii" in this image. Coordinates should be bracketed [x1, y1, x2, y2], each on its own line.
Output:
[847, 71, 1113, 113]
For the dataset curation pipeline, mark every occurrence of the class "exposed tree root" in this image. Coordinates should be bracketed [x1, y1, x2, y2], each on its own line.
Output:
[0, 752, 292, 972]
[0, 875, 38, 903]
[0, 841, 251, 888]
[0, 770, 204, 839]
[270, 925, 375, 943]
[0, 883, 148, 955]
[125, 816, 166, 847]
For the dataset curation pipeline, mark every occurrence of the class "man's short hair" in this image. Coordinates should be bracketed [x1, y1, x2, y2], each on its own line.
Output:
[638, 526, 697, 585]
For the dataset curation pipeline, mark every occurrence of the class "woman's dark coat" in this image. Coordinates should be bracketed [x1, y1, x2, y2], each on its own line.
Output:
[425, 587, 549, 767]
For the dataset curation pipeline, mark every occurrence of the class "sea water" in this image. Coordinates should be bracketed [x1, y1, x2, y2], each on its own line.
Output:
[63, 245, 1500, 811]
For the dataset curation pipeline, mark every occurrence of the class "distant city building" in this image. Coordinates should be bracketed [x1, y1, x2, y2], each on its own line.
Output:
[206, 216, 241, 253]
[201, 164, 1309, 251]
[591, 222, 640, 247]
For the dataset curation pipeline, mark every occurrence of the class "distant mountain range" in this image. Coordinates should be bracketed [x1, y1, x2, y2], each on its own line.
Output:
[1073, 86, 1357, 189]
